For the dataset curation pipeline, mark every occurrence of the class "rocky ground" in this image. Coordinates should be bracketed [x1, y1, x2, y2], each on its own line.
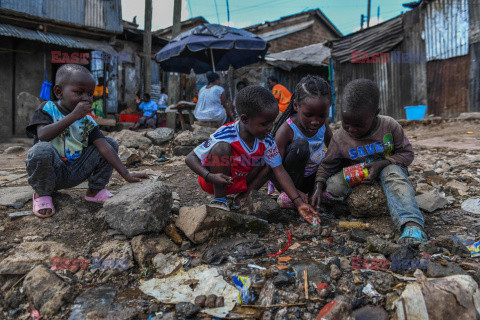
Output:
[0, 116, 479, 320]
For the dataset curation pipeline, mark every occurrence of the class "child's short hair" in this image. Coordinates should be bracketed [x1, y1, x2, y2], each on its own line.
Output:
[144, 93, 151, 100]
[55, 64, 92, 86]
[272, 75, 331, 136]
[343, 79, 379, 112]
[235, 85, 277, 118]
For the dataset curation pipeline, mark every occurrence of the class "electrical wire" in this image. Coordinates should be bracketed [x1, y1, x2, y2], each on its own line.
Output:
[213, 0, 220, 23]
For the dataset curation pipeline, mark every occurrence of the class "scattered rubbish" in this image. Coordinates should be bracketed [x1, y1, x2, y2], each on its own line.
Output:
[275, 265, 288, 270]
[466, 131, 473, 134]
[7, 211, 33, 218]
[461, 198, 480, 215]
[394, 270, 480, 320]
[268, 232, 291, 257]
[140, 265, 238, 318]
[339, 221, 371, 230]
[164, 224, 183, 244]
[155, 156, 170, 163]
[152, 253, 188, 275]
[247, 264, 266, 270]
[467, 240, 480, 258]
[30, 308, 41, 320]
[289, 242, 301, 250]
[362, 283, 381, 298]
[232, 276, 254, 304]
[277, 256, 292, 263]
[312, 216, 319, 226]
[316, 300, 352, 320]
[202, 237, 266, 265]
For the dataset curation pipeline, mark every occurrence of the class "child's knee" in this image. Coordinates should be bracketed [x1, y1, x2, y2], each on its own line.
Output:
[326, 172, 350, 197]
[380, 164, 406, 181]
[104, 137, 119, 152]
[27, 142, 56, 163]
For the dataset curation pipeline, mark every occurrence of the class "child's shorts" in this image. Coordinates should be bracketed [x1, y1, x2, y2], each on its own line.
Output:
[198, 175, 248, 195]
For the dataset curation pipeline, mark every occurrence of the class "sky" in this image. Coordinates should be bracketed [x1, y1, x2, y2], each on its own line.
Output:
[121, 0, 412, 36]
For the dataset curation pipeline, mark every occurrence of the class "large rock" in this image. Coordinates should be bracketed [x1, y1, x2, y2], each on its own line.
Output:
[109, 130, 151, 148]
[0, 241, 76, 274]
[238, 190, 283, 221]
[145, 128, 174, 145]
[118, 146, 142, 166]
[415, 191, 447, 212]
[176, 205, 268, 244]
[23, 265, 72, 316]
[347, 183, 388, 217]
[130, 235, 179, 268]
[366, 236, 401, 255]
[174, 130, 211, 146]
[99, 179, 173, 238]
[173, 145, 195, 156]
[0, 186, 34, 209]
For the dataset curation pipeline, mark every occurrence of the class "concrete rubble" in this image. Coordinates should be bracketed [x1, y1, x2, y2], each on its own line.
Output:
[0, 118, 480, 319]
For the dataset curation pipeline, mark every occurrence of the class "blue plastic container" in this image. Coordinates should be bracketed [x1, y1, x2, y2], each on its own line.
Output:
[404, 105, 427, 120]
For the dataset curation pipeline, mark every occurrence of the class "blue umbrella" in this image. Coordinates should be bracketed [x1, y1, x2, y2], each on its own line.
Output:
[156, 23, 268, 73]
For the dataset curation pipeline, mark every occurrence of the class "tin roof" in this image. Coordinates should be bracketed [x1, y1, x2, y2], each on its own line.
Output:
[0, 23, 117, 54]
[265, 42, 331, 71]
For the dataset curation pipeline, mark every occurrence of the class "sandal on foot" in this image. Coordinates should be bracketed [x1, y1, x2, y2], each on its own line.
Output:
[85, 189, 113, 204]
[277, 192, 295, 209]
[32, 193, 55, 218]
[398, 225, 427, 245]
[208, 198, 230, 211]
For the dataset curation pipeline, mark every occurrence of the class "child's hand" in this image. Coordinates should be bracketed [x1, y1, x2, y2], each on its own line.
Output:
[297, 203, 320, 225]
[71, 101, 93, 120]
[123, 173, 150, 182]
[311, 182, 324, 208]
[208, 173, 233, 186]
[362, 160, 390, 184]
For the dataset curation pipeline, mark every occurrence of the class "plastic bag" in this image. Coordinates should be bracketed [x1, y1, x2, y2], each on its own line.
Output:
[232, 276, 254, 304]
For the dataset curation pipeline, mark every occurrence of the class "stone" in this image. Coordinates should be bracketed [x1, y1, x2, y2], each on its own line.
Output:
[205, 294, 217, 308]
[0, 241, 76, 274]
[415, 182, 435, 194]
[90, 240, 134, 281]
[4, 146, 25, 154]
[426, 261, 468, 278]
[152, 253, 187, 274]
[274, 308, 288, 320]
[390, 245, 419, 274]
[99, 179, 173, 238]
[352, 305, 388, 320]
[23, 265, 72, 316]
[445, 180, 469, 196]
[418, 241, 441, 255]
[147, 145, 165, 158]
[118, 146, 142, 165]
[69, 286, 124, 320]
[273, 271, 294, 287]
[130, 235, 179, 268]
[192, 123, 216, 135]
[293, 223, 322, 240]
[175, 205, 268, 244]
[145, 128, 174, 145]
[174, 130, 210, 146]
[330, 264, 342, 280]
[368, 271, 395, 294]
[316, 300, 353, 320]
[346, 183, 388, 217]
[350, 229, 370, 243]
[109, 130, 151, 148]
[415, 191, 447, 212]
[366, 236, 401, 256]
[0, 186, 34, 208]
[194, 295, 206, 307]
[84, 310, 137, 320]
[293, 262, 330, 284]
[175, 302, 200, 319]
[216, 296, 224, 307]
[258, 279, 275, 306]
[173, 145, 195, 156]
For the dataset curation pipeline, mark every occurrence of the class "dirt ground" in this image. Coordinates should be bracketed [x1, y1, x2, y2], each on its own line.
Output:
[0, 118, 479, 319]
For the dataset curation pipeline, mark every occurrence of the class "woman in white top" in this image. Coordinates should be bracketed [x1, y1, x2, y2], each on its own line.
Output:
[194, 72, 235, 126]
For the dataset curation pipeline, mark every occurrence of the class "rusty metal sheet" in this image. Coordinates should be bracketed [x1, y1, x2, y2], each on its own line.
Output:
[427, 54, 470, 116]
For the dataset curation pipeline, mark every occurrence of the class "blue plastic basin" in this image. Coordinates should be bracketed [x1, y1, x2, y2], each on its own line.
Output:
[404, 105, 427, 120]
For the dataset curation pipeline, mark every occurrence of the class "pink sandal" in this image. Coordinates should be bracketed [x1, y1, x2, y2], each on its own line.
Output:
[32, 193, 55, 218]
[85, 189, 113, 204]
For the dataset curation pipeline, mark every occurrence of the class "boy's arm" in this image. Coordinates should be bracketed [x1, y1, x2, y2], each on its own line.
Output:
[324, 121, 333, 147]
[37, 101, 92, 141]
[185, 150, 232, 186]
[386, 121, 414, 167]
[93, 138, 148, 182]
[272, 165, 318, 224]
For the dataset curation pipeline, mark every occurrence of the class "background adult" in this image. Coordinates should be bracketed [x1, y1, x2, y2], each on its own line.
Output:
[267, 76, 292, 113]
[130, 93, 158, 130]
[158, 87, 168, 109]
[193, 72, 235, 126]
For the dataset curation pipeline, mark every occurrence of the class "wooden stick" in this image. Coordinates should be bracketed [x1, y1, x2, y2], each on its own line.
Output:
[304, 267, 309, 300]
[240, 303, 307, 308]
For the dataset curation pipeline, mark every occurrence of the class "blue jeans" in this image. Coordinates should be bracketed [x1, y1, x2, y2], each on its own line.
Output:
[325, 164, 424, 230]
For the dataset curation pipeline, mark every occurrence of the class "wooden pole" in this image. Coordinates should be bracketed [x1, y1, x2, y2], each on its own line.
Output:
[144, 0, 152, 95]
[172, 0, 182, 38]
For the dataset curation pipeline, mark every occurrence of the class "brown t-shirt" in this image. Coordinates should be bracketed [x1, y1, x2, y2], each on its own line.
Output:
[316, 115, 414, 183]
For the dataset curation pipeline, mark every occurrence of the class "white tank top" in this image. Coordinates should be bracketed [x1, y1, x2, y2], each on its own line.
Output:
[287, 117, 326, 177]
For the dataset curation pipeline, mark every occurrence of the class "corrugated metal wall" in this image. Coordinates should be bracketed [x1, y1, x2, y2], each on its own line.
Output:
[424, 0, 469, 61]
[427, 55, 470, 115]
[469, 0, 480, 112]
[0, 0, 121, 33]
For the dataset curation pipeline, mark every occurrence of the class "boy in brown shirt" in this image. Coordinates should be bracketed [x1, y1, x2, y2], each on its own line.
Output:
[312, 79, 426, 245]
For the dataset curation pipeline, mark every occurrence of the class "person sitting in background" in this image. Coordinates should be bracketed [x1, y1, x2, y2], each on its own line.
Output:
[158, 88, 168, 109]
[193, 71, 235, 127]
[267, 76, 292, 113]
[129, 93, 158, 130]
